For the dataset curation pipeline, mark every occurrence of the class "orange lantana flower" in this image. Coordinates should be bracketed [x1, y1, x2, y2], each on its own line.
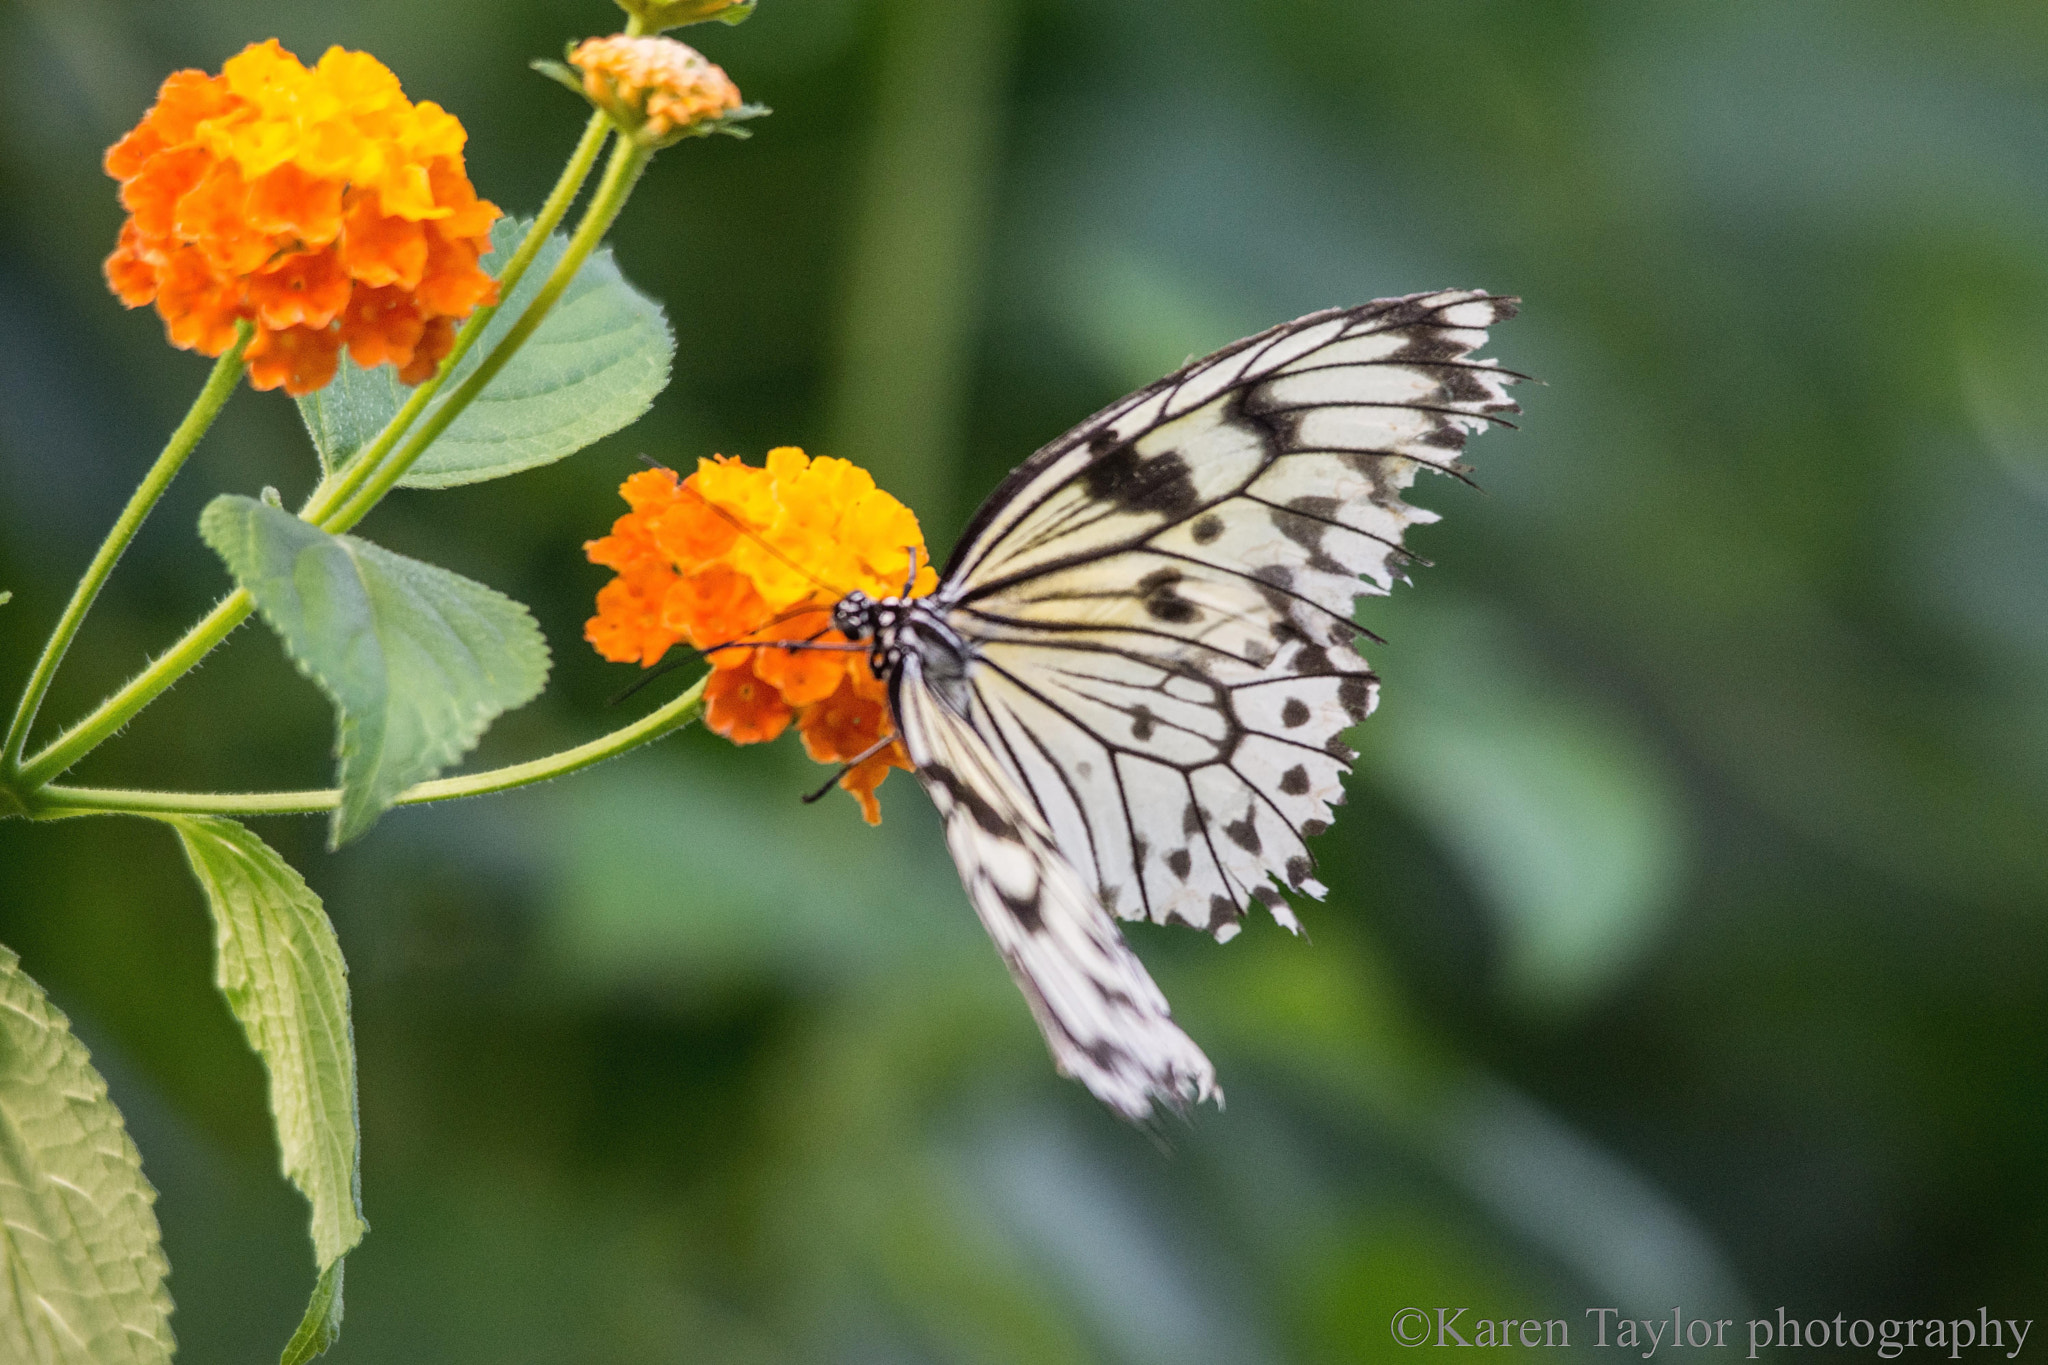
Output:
[584, 448, 939, 822]
[104, 41, 500, 395]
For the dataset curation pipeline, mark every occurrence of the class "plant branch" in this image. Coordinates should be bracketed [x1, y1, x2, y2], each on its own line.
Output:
[28, 670, 707, 820]
[13, 591, 256, 792]
[3, 326, 249, 779]
[11, 112, 638, 792]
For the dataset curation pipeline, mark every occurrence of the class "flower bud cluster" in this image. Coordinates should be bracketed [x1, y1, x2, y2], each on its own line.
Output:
[567, 36, 751, 147]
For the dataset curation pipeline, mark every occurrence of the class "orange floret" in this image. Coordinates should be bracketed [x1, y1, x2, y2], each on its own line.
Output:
[584, 448, 938, 822]
[102, 40, 500, 395]
[797, 674, 913, 825]
[246, 248, 351, 330]
[338, 284, 426, 370]
[747, 607, 849, 707]
[244, 323, 344, 396]
[704, 657, 794, 744]
[663, 563, 768, 658]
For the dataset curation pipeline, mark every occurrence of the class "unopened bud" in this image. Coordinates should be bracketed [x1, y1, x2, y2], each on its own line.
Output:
[563, 35, 765, 147]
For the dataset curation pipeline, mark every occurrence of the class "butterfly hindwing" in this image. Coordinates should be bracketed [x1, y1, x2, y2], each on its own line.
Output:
[957, 627, 1346, 938]
[933, 291, 1520, 941]
[892, 658, 1219, 1119]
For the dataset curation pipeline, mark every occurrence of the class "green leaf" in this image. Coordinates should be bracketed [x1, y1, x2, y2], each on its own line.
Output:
[278, 1257, 345, 1365]
[0, 942, 175, 1365]
[167, 819, 358, 1363]
[167, 817, 365, 1271]
[295, 356, 404, 482]
[199, 495, 551, 845]
[295, 217, 673, 487]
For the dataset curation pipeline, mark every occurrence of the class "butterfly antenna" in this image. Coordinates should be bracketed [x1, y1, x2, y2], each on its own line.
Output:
[900, 545, 919, 598]
[617, 614, 864, 710]
[694, 621, 871, 663]
[607, 654, 693, 706]
[695, 604, 839, 654]
[800, 733, 898, 805]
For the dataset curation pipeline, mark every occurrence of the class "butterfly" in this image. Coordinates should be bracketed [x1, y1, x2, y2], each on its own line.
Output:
[829, 290, 1520, 1120]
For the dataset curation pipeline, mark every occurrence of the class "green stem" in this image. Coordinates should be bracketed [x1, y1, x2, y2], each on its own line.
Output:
[12, 119, 645, 792]
[320, 135, 653, 533]
[298, 108, 616, 525]
[2, 326, 249, 779]
[13, 591, 255, 792]
[28, 670, 706, 820]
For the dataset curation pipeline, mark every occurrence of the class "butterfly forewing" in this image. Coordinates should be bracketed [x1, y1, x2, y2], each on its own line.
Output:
[943, 292, 1517, 589]
[892, 289, 1519, 1119]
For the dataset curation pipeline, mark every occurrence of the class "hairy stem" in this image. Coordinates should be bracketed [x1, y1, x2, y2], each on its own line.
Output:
[11, 592, 255, 792]
[28, 670, 707, 820]
[2, 326, 249, 780]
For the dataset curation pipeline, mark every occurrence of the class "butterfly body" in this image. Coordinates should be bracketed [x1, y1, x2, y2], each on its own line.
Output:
[829, 290, 1521, 1120]
[833, 590, 974, 710]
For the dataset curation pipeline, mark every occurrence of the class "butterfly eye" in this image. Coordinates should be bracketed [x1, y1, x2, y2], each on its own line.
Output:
[832, 590, 872, 639]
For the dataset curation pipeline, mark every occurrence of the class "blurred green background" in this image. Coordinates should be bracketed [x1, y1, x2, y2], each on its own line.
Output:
[3, 0, 2046, 1358]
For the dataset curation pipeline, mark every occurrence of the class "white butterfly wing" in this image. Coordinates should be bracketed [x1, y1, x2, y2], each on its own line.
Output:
[893, 654, 1219, 1119]
[937, 291, 1520, 941]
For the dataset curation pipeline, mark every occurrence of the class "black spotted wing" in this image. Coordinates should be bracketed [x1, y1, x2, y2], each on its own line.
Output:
[933, 290, 1520, 941]
[892, 652, 1219, 1119]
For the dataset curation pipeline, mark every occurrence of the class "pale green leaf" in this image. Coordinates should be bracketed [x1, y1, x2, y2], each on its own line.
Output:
[0, 942, 174, 1365]
[167, 817, 364, 1270]
[295, 217, 672, 487]
[295, 357, 407, 482]
[278, 1257, 344, 1365]
[199, 495, 551, 845]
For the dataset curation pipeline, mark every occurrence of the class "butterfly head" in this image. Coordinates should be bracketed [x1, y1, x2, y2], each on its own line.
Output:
[834, 588, 926, 682]
[833, 589, 893, 676]
[831, 590, 877, 642]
